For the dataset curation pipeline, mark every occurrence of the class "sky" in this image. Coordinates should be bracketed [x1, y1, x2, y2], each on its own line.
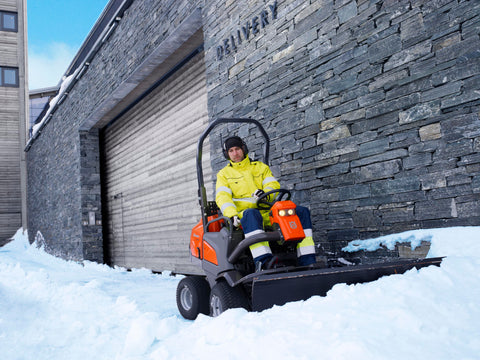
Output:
[27, 0, 109, 90]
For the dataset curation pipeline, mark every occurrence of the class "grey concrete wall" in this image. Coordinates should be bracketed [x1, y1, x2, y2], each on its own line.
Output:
[203, 0, 480, 255]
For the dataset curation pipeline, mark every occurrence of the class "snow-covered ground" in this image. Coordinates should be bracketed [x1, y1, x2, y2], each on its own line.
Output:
[1, 227, 479, 360]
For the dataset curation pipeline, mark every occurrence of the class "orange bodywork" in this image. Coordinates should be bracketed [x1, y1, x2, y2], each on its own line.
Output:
[269, 200, 305, 241]
[190, 215, 222, 265]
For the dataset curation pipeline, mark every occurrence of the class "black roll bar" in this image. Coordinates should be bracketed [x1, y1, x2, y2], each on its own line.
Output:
[196, 118, 270, 228]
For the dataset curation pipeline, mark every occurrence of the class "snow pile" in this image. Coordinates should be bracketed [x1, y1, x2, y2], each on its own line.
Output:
[1, 227, 480, 360]
[342, 229, 433, 252]
[342, 227, 480, 256]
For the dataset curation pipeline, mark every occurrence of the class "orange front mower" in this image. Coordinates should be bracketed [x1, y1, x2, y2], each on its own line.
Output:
[176, 118, 443, 320]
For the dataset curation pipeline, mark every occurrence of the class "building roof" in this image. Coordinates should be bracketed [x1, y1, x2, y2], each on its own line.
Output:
[62, 0, 133, 82]
[29, 86, 58, 98]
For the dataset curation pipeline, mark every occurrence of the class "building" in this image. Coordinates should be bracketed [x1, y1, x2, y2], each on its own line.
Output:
[25, 0, 480, 272]
[0, 0, 27, 245]
[29, 86, 58, 136]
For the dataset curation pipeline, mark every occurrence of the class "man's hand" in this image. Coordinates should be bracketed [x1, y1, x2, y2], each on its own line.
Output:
[232, 216, 241, 228]
[252, 189, 265, 199]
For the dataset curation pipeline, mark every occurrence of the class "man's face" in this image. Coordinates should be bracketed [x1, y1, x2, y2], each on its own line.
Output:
[228, 146, 244, 163]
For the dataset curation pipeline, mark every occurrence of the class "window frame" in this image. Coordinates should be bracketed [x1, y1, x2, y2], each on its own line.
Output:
[0, 66, 19, 87]
[0, 11, 18, 32]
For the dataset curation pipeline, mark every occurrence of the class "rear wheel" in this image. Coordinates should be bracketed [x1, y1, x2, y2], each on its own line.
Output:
[176, 276, 210, 320]
[209, 281, 250, 317]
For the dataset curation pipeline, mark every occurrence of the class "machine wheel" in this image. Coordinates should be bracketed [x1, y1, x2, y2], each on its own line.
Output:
[209, 281, 250, 317]
[176, 276, 210, 320]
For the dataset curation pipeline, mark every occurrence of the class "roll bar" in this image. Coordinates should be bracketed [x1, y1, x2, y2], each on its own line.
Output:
[196, 118, 270, 228]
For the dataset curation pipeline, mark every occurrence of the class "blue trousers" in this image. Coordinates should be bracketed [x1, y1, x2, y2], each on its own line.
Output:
[240, 206, 316, 265]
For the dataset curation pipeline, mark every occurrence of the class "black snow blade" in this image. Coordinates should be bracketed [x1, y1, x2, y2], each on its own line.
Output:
[250, 257, 444, 312]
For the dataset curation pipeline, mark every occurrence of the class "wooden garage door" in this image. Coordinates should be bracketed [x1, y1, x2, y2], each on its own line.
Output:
[102, 52, 212, 274]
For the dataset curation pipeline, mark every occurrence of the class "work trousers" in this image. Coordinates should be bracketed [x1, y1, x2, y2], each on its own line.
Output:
[241, 206, 316, 261]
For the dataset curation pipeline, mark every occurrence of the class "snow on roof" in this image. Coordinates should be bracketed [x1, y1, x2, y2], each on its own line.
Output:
[27, 69, 79, 145]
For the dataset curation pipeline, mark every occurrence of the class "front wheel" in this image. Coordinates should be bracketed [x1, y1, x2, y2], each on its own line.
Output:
[176, 276, 210, 320]
[209, 281, 250, 317]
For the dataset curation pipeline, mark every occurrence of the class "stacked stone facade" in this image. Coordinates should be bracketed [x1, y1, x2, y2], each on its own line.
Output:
[203, 0, 480, 254]
[26, 0, 200, 261]
[26, 0, 479, 264]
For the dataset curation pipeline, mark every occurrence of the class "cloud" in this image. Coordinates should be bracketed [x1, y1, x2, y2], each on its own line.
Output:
[28, 42, 78, 90]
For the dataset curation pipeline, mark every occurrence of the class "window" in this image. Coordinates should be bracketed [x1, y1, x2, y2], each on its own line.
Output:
[0, 66, 19, 87]
[1, 11, 17, 32]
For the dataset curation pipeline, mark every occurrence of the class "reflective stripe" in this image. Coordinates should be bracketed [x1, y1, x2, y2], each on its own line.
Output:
[220, 202, 236, 213]
[216, 186, 232, 195]
[297, 244, 316, 256]
[296, 236, 315, 257]
[304, 229, 313, 238]
[262, 177, 277, 186]
[233, 197, 257, 204]
[249, 241, 272, 258]
[245, 230, 273, 258]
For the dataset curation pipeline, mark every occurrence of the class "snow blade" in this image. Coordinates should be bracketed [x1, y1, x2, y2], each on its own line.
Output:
[250, 257, 443, 312]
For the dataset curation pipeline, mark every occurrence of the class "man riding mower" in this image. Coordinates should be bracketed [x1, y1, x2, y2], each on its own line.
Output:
[176, 118, 443, 320]
[216, 134, 316, 271]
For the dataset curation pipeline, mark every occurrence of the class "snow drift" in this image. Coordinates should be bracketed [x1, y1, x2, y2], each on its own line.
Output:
[1, 227, 479, 360]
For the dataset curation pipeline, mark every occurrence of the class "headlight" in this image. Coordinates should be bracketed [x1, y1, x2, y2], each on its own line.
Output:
[278, 209, 295, 216]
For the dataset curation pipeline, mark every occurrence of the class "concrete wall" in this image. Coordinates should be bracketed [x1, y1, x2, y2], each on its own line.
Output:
[203, 0, 480, 254]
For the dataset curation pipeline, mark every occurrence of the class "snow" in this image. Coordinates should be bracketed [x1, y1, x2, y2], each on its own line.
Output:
[342, 229, 433, 252]
[31, 70, 78, 138]
[1, 227, 480, 360]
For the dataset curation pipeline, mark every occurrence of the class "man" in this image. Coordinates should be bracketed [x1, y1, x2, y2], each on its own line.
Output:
[215, 135, 316, 270]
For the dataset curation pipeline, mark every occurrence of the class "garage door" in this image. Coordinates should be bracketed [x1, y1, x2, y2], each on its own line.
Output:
[101, 51, 212, 274]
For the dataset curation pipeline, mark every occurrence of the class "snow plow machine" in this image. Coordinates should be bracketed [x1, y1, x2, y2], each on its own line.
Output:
[176, 118, 443, 320]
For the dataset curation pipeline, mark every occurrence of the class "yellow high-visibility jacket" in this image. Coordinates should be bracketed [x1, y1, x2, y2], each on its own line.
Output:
[215, 155, 280, 223]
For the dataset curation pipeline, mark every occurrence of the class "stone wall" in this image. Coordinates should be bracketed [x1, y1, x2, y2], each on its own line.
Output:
[203, 0, 480, 254]
[26, 0, 202, 261]
[26, 0, 479, 264]
[27, 102, 85, 259]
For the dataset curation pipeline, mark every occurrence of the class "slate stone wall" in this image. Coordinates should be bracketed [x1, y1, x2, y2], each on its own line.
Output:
[203, 0, 480, 255]
[26, 0, 202, 261]
[26, 0, 479, 264]
[26, 103, 85, 260]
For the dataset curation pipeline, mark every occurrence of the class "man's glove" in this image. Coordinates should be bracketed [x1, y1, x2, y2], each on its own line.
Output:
[232, 216, 241, 228]
[252, 189, 265, 199]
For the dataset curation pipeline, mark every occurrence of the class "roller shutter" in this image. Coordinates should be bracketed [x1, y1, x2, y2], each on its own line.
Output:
[101, 52, 212, 274]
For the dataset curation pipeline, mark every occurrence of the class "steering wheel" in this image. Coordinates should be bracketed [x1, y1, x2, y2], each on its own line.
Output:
[256, 189, 291, 210]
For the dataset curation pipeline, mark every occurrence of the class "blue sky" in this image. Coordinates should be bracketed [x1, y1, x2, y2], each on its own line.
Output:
[27, 0, 109, 90]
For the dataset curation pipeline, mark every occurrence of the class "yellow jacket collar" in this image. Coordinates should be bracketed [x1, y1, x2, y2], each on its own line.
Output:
[229, 155, 251, 168]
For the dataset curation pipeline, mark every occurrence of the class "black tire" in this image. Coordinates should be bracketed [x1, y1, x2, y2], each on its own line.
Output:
[209, 281, 250, 317]
[176, 276, 210, 320]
